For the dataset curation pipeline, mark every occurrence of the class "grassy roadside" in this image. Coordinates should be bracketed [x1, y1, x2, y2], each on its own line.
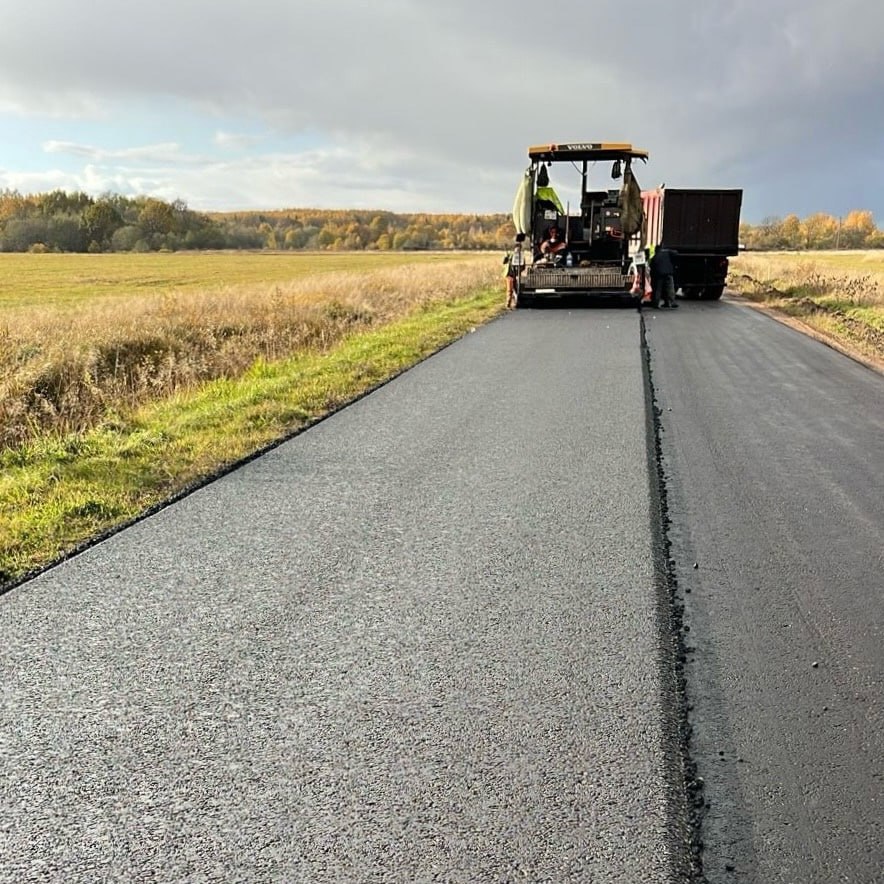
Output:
[1, 289, 503, 586]
[728, 251, 884, 369]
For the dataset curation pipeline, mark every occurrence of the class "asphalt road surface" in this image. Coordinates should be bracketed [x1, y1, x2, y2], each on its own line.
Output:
[646, 297, 883, 883]
[0, 311, 689, 882]
[1, 298, 881, 882]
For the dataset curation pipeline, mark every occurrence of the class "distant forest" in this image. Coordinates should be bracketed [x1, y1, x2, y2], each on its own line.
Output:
[0, 190, 511, 253]
[1, 189, 881, 253]
[739, 211, 884, 250]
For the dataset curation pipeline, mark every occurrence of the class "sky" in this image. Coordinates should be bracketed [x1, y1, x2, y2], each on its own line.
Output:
[1, 0, 883, 223]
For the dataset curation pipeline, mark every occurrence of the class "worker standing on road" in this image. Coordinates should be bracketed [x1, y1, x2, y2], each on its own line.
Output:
[504, 233, 525, 309]
[649, 244, 679, 308]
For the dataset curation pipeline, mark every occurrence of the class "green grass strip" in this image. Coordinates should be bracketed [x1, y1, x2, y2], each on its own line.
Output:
[1, 289, 503, 585]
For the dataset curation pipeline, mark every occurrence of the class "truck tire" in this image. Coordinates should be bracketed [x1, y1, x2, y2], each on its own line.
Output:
[516, 294, 534, 309]
[702, 284, 724, 300]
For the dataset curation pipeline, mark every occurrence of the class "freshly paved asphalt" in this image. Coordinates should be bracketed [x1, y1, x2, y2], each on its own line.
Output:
[645, 297, 884, 883]
[0, 310, 688, 882]
[3, 298, 881, 883]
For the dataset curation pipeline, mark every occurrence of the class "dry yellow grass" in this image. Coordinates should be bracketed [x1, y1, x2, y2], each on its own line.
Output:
[1, 255, 499, 449]
[0, 251, 475, 308]
[730, 251, 884, 310]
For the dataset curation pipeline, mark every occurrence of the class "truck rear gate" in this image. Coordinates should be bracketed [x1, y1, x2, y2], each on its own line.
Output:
[644, 189, 742, 254]
[643, 188, 743, 300]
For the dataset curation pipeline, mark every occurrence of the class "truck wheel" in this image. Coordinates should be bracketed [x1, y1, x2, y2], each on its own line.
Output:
[702, 284, 724, 300]
[516, 294, 533, 309]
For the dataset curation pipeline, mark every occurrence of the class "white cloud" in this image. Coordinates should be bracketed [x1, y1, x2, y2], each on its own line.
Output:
[3, 138, 508, 213]
[214, 131, 265, 150]
[43, 141, 188, 163]
[0, 92, 106, 120]
[0, 168, 74, 193]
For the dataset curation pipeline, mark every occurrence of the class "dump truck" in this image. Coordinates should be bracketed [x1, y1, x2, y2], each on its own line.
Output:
[512, 142, 649, 307]
[643, 188, 743, 300]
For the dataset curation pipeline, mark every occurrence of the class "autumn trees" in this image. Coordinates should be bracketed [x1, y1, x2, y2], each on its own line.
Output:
[0, 190, 512, 253]
[740, 210, 884, 250]
[223, 209, 512, 252]
[0, 190, 227, 253]
[1, 188, 882, 253]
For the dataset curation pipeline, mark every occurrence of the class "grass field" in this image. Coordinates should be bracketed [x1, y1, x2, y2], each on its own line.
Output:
[0, 250, 479, 308]
[746, 250, 884, 276]
[1, 251, 502, 583]
[729, 250, 884, 366]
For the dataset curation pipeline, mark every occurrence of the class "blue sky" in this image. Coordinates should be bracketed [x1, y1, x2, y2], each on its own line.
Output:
[2, 0, 883, 223]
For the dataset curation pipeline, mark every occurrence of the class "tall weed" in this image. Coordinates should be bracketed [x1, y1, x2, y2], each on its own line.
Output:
[731, 253, 884, 308]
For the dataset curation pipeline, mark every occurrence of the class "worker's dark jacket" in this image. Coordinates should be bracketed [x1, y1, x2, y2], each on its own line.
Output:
[650, 248, 677, 278]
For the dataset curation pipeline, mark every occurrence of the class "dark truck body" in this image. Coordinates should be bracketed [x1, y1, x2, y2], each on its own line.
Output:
[642, 188, 743, 300]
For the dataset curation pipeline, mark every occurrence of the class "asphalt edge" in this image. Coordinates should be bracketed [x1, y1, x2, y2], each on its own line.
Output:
[725, 293, 884, 377]
[0, 321, 485, 600]
[640, 312, 707, 882]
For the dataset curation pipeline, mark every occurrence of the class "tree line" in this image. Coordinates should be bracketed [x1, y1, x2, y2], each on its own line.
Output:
[2, 189, 881, 254]
[0, 190, 511, 253]
[739, 211, 884, 251]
